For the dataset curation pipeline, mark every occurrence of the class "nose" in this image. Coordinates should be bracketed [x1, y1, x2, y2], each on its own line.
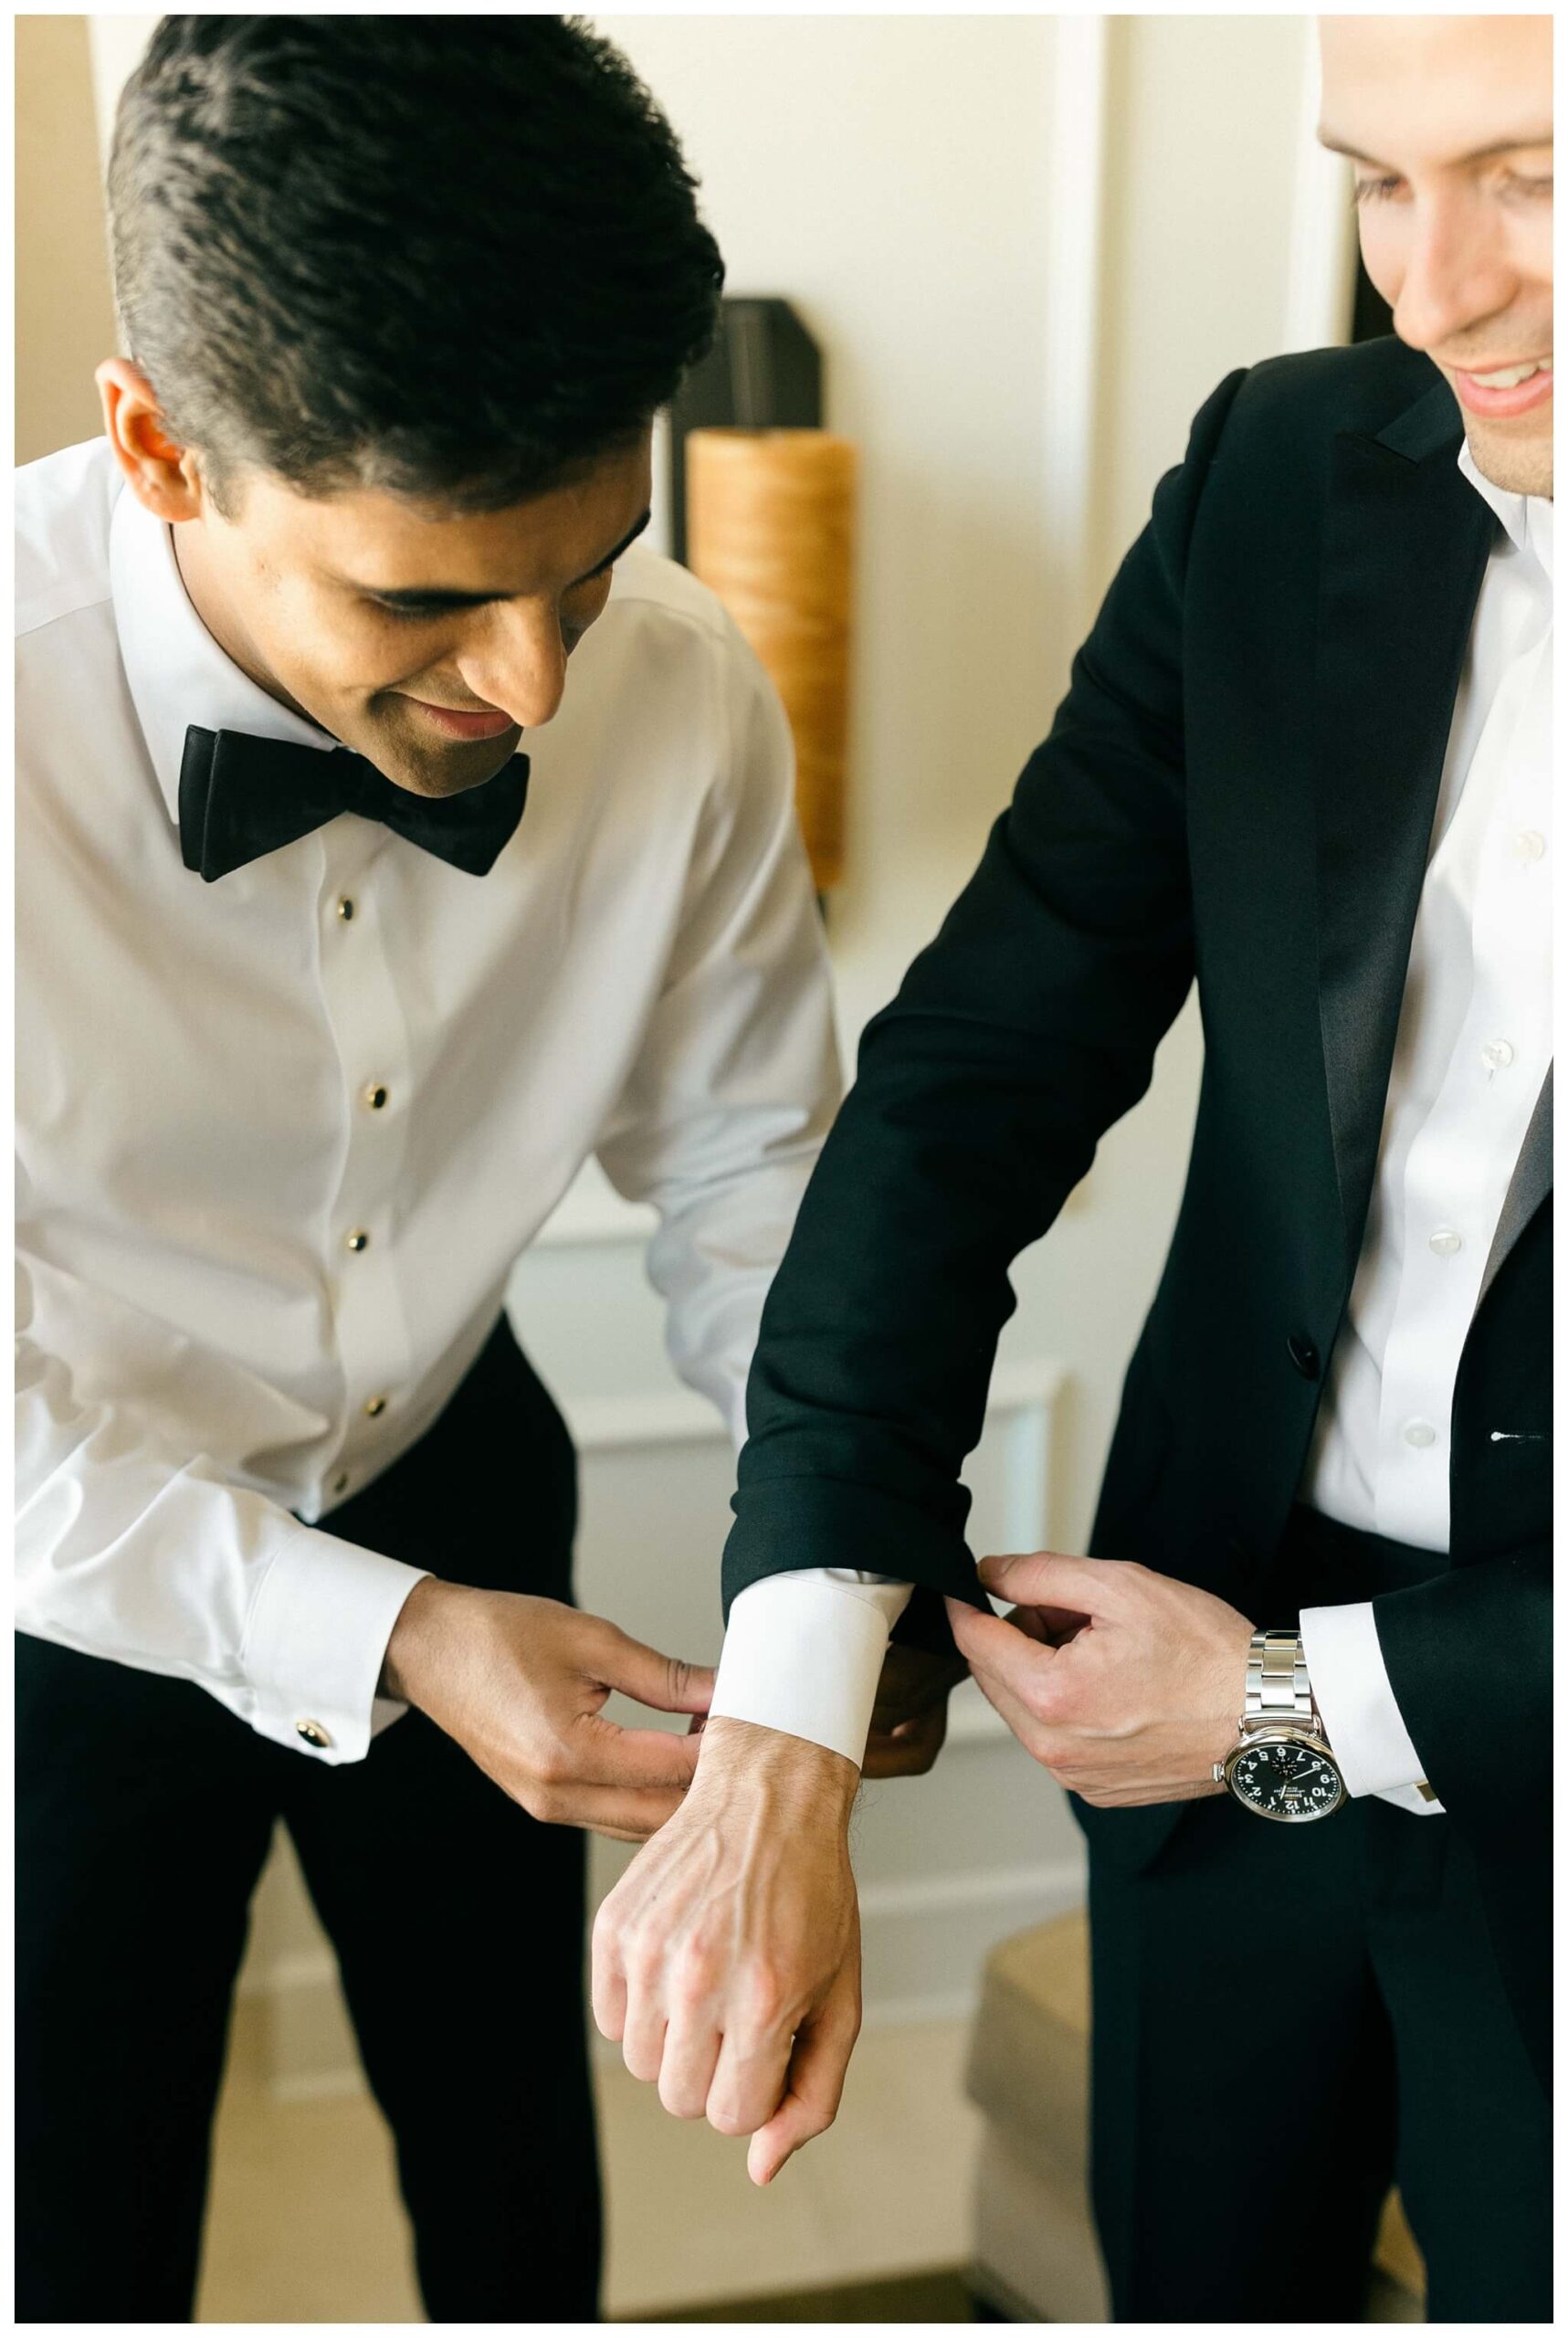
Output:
[1391, 190, 1519, 358]
[459, 600, 570, 732]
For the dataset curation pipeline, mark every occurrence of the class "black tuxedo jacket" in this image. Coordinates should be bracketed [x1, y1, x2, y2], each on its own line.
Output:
[722, 338, 1551, 2086]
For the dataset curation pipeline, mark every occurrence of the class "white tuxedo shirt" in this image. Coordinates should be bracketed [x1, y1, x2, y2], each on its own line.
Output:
[16, 439, 839, 1762]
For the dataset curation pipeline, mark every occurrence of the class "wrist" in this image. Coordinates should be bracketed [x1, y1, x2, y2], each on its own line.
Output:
[380, 1574, 484, 1709]
[692, 1714, 859, 1828]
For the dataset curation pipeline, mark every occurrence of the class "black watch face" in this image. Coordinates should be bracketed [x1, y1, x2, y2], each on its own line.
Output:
[1231, 1739, 1342, 1821]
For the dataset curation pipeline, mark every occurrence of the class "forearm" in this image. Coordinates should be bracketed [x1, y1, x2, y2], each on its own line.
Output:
[693, 1712, 861, 1826]
[16, 1321, 425, 1760]
[722, 382, 1263, 1614]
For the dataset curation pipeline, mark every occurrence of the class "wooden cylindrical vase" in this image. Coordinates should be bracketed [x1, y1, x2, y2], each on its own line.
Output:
[684, 428, 857, 893]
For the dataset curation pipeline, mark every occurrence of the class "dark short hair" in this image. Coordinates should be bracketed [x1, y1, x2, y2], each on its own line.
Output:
[107, 15, 724, 510]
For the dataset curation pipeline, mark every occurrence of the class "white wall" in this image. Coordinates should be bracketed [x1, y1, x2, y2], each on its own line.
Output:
[56, 14, 1345, 2072]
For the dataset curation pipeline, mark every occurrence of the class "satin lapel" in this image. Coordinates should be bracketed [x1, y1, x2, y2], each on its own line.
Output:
[1475, 1067, 1552, 1318]
[1314, 384, 1495, 1268]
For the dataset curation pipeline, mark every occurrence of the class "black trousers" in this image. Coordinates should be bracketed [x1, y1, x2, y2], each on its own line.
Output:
[16, 1316, 602, 2325]
[1087, 1506, 1552, 2323]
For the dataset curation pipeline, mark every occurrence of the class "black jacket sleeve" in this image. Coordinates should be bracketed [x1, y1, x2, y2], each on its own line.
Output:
[1373, 1543, 1552, 1839]
[721, 367, 1249, 1620]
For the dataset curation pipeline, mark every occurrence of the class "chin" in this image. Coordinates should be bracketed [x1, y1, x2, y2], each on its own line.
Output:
[1467, 423, 1553, 503]
[358, 721, 518, 799]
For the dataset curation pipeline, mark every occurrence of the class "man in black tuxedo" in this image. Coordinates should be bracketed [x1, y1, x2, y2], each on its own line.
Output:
[595, 16, 1552, 2320]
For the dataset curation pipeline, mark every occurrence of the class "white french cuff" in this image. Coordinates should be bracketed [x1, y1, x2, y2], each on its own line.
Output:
[1300, 1598, 1446, 1817]
[240, 1526, 431, 1764]
[710, 1571, 912, 1769]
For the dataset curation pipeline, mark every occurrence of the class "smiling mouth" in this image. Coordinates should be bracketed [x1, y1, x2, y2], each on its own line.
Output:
[1449, 357, 1553, 421]
[1458, 358, 1552, 389]
[404, 698, 517, 741]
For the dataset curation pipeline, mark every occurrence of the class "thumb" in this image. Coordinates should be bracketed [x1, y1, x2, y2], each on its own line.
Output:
[747, 1946, 862, 2186]
[977, 1548, 1102, 1615]
[595, 1628, 716, 1716]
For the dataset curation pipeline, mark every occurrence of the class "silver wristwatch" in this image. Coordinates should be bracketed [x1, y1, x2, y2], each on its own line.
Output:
[1212, 1629, 1345, 1822]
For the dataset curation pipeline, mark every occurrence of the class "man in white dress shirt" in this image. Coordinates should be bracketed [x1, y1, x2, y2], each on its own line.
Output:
[599, 16, 1552, 2321]
[13, 17, 930, 2322]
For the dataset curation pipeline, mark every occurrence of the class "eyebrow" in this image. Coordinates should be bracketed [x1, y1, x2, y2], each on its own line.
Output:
[1318, 128, 1554, 169]
[360, 507, 653, 611]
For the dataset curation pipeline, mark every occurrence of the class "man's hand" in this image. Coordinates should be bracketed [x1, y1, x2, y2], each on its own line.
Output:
[383, 1576, 713, 1840]
[945, 1551, 1253, 1806]
[592, 1715, 861, 2185]
[860, 1641, 969, 1779]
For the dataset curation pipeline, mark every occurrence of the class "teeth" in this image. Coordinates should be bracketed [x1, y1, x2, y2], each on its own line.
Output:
[1471, 360, 1551, 389]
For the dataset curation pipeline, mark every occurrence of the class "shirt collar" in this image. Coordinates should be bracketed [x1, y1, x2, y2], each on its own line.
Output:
[1458, 437, 1553, 584]
[109, 477, 335, 828]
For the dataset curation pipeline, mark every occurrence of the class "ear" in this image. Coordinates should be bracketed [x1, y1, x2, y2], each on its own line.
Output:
[96, 358, 205, 523]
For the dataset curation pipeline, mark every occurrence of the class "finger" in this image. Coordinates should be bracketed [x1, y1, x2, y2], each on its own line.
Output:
[658, 2015, 724, 2122]
[945, 1598, 1059, 1711]
[622, 1999, 667, 2086]
[573, 1714, 706, 1791]
[532, 1777, 689, 1839]
[747, 1952, 862, 2185]
[705, 2022, 795, 2143]
[976, 1549, 1114, 1613]
[963, 1653, 1052, 1761]
[590, 1911, 629, 2041]
[594, 1628, 716, 1715]
[1008, 1603, 1089, 1646]
[860, 1711, 947, 1779]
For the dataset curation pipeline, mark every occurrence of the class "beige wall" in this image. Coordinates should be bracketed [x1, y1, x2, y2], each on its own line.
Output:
[15, 14, 118, 463]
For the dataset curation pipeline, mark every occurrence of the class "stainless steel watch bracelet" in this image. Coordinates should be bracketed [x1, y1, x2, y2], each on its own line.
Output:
[1242, 1629, 1316, 1729]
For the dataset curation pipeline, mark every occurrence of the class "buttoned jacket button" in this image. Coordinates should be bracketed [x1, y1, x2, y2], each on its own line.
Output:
[336, 896, 356, 922]
[296, 1720, 333, 1750]
[345, 1228, 370, 1253]
[363, 1083, 389, 1111]
[1287, 1332, 1321, 1380]
[364, 1395, 387, 1418]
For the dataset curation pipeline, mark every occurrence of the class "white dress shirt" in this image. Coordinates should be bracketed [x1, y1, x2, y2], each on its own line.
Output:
[16, 437, 840, 1764]
[713, 442, 1553, 1811]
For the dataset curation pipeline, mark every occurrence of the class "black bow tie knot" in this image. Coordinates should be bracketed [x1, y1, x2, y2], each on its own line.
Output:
[179, 725, 530, 882]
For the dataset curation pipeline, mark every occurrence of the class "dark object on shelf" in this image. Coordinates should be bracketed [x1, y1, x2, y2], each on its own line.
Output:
[668, 298, 823, 564]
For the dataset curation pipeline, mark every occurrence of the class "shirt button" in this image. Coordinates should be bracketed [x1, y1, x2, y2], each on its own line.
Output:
[336, 896, 356, 922]
[345, 1228, 370, 1253]
[1403, 1419, 1437, 1449]
[1510, 829, 1546, 862]
[364, 1394, 387, 1418]
[363, 1083, 389, 1111]
[1428, 1227, 1463, 1257]
[296, 1719, 333, 1750]
[1479, 1039, 1515, 1072]
[331, 1470, 350, 1498]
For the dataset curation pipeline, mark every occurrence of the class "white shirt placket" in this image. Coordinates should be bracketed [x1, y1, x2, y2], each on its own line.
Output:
[1373, 626, 1552, 1547]
[313, 825, 418, 1510]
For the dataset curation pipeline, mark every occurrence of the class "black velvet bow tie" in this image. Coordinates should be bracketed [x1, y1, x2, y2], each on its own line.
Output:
[178, 725, 530, 882]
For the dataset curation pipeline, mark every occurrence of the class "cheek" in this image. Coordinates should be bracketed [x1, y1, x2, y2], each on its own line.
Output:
[299, 602, 434, 699]
[1510, 215, 1553, 309]
[564, 575, 615, 651]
